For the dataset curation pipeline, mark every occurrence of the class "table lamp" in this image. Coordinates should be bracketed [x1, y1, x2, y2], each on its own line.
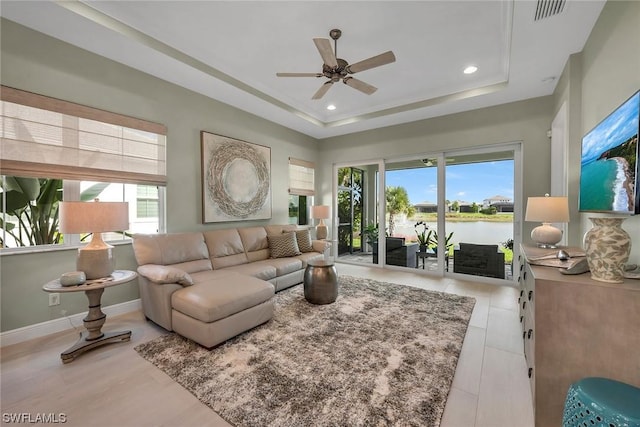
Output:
[525, 195, 569, 248]
[59, 200, 129, 279]
[310, 205, 330, 240]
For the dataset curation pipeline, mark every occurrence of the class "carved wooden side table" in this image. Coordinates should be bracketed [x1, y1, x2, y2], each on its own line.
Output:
[42, 270, 137, 363]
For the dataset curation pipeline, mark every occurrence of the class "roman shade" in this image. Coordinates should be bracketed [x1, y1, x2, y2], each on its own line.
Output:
[288, 157, 314, 196]
[0, 85, 167, 186]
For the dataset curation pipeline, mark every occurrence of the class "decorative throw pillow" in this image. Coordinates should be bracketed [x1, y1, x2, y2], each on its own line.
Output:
[293, 229, 314, 253]
[268, 232, 301, 258]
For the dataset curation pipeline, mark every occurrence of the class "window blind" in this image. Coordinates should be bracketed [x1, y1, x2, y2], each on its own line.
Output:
[288, 157, 315, 196]
[0, 86, 167, 186]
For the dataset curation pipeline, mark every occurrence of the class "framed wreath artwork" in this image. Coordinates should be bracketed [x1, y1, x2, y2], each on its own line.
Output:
[201, 131, 271, 223]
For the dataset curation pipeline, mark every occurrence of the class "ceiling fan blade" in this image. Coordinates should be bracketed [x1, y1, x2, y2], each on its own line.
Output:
[343, 77, 377, 95]
[313, 38, 338, 68]
[312, 81, 333, 100]
[346, 51, 396, 74]
[276, 73, 323, 77]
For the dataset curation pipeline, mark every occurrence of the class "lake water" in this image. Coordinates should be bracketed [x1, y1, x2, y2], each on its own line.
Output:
[393, 220, 514, 247]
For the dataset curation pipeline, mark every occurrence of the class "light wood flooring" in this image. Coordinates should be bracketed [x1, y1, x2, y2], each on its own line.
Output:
[1, 264, 534, 427]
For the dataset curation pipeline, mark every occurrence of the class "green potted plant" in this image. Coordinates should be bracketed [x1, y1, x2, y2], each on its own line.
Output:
[428, 230, 455, 254]
[415, 221, 430, 252]
[362, 222, 379, 253]
[501, 238, 514, 251]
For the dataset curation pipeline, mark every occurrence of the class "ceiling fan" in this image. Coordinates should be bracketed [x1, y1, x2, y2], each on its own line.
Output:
[276, 29, 396, 100]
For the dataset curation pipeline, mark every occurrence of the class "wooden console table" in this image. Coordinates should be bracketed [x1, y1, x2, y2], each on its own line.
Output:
[42, 270, 137, 363]
[519, 245, 640, 426]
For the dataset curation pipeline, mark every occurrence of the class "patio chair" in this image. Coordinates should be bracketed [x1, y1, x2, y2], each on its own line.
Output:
[453, 243, 505, 279]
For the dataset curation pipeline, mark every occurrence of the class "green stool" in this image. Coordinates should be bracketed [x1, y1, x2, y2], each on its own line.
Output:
[562, 377, 640, 427]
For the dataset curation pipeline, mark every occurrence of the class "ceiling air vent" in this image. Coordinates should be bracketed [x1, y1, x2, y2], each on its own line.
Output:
[534, 0, 566, 21]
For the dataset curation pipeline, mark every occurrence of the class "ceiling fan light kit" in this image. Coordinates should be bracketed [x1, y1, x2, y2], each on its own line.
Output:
[277, 29, 396, 100]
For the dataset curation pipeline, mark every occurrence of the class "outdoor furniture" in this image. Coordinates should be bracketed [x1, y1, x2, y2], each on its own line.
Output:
[453, 243, 505, 279]
[416, 249, 449, 271]
[373, 237, 418, 267]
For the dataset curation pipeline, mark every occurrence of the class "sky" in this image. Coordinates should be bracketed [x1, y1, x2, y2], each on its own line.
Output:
[581, 91, 639, 165]
[385, 160, 514, 205]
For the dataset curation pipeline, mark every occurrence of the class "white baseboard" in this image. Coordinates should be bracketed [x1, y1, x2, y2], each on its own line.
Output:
[0, 299, 142, 348]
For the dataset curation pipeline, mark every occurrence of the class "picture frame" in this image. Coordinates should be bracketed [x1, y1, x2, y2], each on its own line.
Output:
[201, 131, 271, 223]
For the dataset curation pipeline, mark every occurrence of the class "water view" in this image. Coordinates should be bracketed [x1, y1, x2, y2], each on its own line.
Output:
[392, 219, 513, 248]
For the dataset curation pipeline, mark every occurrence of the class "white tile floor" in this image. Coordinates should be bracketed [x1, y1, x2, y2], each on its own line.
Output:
[1, 263, 534, 427]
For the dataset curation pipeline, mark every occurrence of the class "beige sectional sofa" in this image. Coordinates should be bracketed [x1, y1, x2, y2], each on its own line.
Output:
[131, 225, 329, 348]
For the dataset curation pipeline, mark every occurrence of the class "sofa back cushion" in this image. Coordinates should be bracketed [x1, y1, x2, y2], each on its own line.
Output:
[238, 226, 270, 262]
[203, 229, 249, 269]
[264, 224, 297, 235]
[132, 233, 212, 273]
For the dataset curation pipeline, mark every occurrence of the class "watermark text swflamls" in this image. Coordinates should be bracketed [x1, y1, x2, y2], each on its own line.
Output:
[2, 413, 67, 424]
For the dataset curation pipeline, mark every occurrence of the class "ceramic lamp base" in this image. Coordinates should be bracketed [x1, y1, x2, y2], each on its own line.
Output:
[77, 246, 115, 280]
[531, 223, 562, 248]
[316, 224, 328, 240]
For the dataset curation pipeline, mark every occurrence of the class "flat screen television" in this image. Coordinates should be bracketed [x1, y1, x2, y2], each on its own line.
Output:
[579, 90, 639, 214]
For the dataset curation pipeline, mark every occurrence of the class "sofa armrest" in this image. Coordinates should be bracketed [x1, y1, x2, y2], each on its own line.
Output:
[137, 264, 193, 287]
[312, 239, 331, 255]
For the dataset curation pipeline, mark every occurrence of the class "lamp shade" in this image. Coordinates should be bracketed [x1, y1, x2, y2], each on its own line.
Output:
[525, 196, 570, 223]
[310, 205, 330, 220]
[59, 201, 129, 279]
[59, 201, 129, 234]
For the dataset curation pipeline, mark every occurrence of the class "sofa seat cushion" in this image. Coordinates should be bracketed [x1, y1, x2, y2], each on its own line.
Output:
[171, 273, 274, 323]
[254, 257, 302, 276]
[189, 269, 240, 285]
[296, 252, 325, 268]
[221, 262, 277, 281]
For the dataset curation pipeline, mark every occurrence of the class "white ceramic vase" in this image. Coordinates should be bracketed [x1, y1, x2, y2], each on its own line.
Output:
[583, 217, 631, 283]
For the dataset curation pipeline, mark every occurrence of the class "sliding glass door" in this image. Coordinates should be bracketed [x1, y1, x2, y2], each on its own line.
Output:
[445, 150, 517, 281]
[333, 144, 520, 282]
[384, 158, 442, 270]
[336, 164, 379, 264]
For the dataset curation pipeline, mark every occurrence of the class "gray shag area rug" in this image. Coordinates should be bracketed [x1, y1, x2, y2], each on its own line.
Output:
[135, 275, 475, 427]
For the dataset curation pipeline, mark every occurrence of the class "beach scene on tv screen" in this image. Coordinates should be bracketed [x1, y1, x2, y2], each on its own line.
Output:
[580, 92, 638, 213]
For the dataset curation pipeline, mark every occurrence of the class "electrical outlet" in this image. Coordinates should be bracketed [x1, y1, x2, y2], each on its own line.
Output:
[49, 293, 60, 306]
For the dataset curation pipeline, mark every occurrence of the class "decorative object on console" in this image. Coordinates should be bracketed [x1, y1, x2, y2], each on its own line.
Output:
[311, 205, 330, 239]
[525, 194, 570, 248]
[201, 131, 271, 223]
[583, 217, 631, 283]
[60, 271, 86, 287]
[59, 200, 129, 280]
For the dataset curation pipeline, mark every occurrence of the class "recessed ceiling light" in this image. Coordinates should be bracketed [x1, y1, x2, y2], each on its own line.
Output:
[463, 65, 478, 74]
[327, 104, 336, 111]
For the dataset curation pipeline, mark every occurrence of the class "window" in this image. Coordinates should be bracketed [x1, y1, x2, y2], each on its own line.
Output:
[288, 157, 314, 225]
[136, 185, 159, 219]
[288, 195, 309, 226]
[0, 86, 166, 249]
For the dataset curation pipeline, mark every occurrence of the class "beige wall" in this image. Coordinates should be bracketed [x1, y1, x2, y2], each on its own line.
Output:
[0, 20, 318, 331]
[553, 0, 640, 261]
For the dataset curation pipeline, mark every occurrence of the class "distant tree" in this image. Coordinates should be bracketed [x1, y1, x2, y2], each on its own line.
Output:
[451, 201, 460, 212]
[385, 186, 415, 236]
[480, 206, 498, 215]
[471, 202, 480, 213]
